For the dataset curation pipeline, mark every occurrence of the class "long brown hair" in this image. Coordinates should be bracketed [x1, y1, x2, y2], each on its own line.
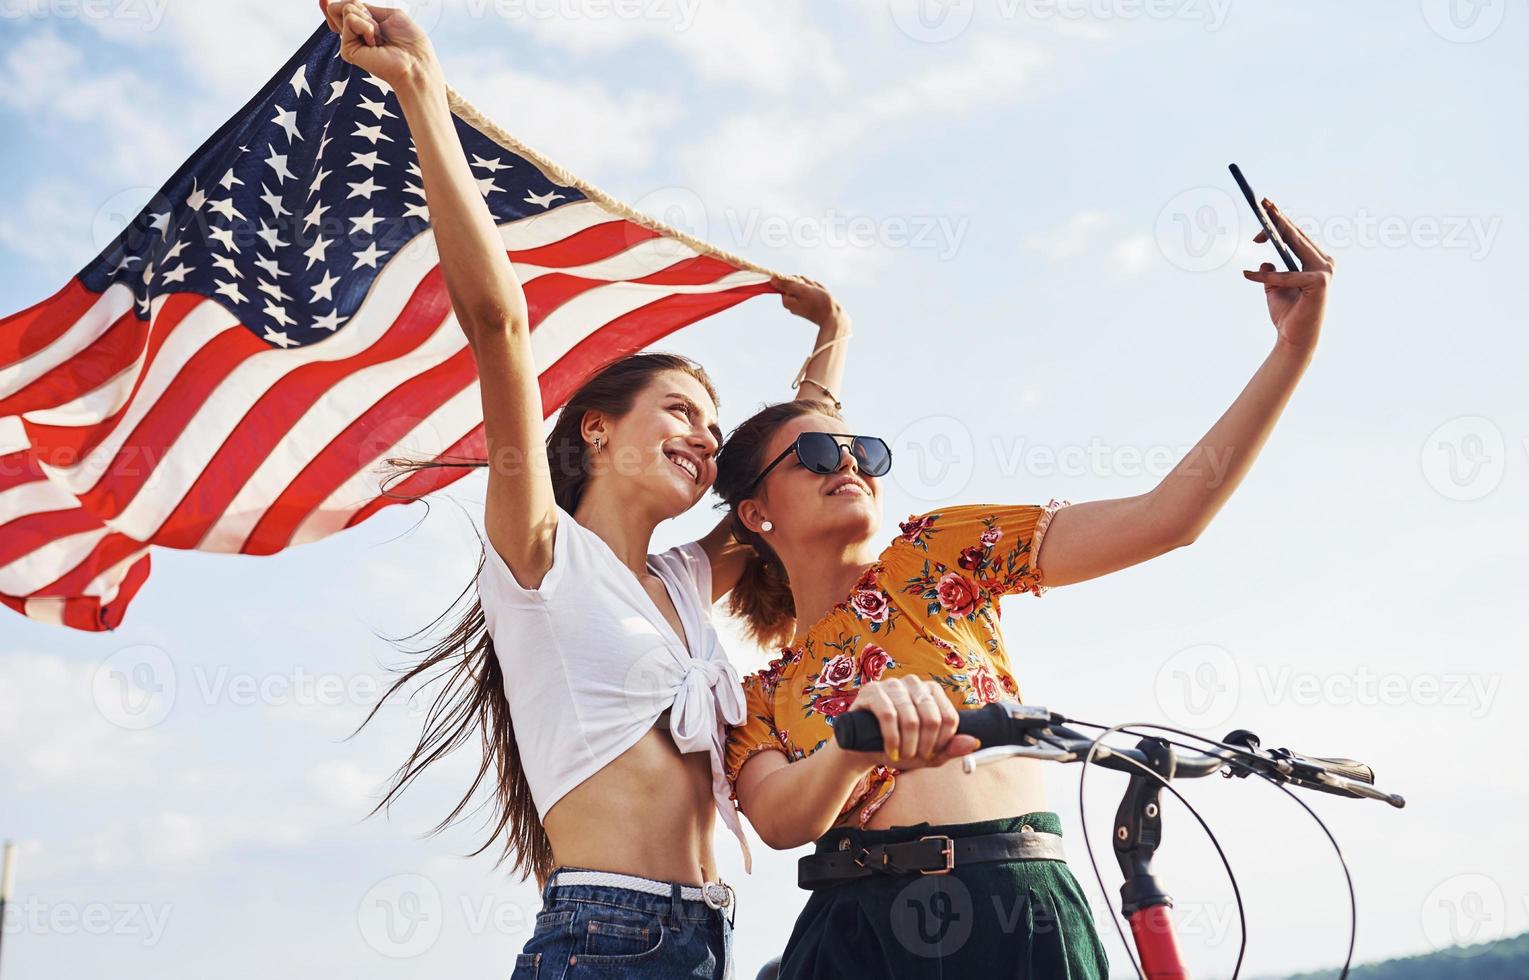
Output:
[712, 399, 844, 650]
[349, 353, 719, 885]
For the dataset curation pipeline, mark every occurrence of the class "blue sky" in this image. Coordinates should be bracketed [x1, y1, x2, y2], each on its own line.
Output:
[1, 2, 1525, 977]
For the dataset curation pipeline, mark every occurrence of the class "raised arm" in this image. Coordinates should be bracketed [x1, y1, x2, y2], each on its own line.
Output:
[326, 2, 557, 587]
[1036, 199, 1335, 589]
[697, 278, 853, 602]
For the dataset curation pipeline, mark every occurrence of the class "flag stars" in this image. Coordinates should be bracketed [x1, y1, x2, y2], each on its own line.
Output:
[211, 253, 242, 279]
[349, 150, 387, 172]
[162, 240, 188, 262]
[208, 197, 245, 222]
[403, 200, 430, 221]
[350, 208, 383, 236]
[148, 211, 173, 236]
[290, 65, 311, 98]
[186, 181, 207, 211]
[353, 241, 386, 269]
[209, 227, 240, 253]
[253, 256, 288, 279]
[256, 220, 288, 251]
[264, 328, 298, 349]
[304, 235, 332, 270]
[161, 262, 195, 285]
[260, 184, 292, 218]
[362, 74, 393, 96]
[525, 189, 567, 209]
[347, 176, 383, 201]
[264, 147, 297, 183]
[312, 309, 345, 332]
[327, 78, 349, 104]
[219, 168, 244, 191]
[311, 271, 341, 303]
[303, 199, 330, 232]
[214, 280, 248, 304]
[309, 167, 332, 198]
[477, 177, 503, 197]
[472, 154, 510, 173]
[257, 280, 292, 303]
[272, 105, 304, 144]
[357, 96, 396, 121]
[264, 301, 296, 329]
[351, 123, 394, 146]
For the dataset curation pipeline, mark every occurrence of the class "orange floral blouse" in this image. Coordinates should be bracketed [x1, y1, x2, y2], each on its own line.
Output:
[723, 500, 1072, 830]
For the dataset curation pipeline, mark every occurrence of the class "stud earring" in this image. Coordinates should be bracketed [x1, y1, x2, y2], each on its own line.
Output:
[593, 437, 602, 454]
[761, 520, 774, 532]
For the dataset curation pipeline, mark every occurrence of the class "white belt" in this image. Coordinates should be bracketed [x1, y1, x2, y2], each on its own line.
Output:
[548, 869, 735, 910]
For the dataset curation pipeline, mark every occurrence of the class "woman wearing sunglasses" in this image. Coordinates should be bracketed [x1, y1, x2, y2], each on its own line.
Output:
[322, 4, 855, 977]
[715, 203, 1334, 977]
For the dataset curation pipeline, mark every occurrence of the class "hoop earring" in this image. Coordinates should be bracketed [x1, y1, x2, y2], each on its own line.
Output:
[760, 520, 774, 532]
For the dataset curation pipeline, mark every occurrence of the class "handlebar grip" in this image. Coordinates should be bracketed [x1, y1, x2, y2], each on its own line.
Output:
[834, 703, 1018, 752]
[1291, 753, 1375, 786]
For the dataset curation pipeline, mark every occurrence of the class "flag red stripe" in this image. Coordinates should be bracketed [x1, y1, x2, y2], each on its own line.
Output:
[154, 268, 457, 549]
[243, 346, 478, 554]
[507, 219, 661, 268]
[0, 279, 106, 369]
[0, 307, 148, 417]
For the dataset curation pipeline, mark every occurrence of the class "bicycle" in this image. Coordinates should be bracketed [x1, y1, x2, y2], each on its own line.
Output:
[753, 701, 1404, 980]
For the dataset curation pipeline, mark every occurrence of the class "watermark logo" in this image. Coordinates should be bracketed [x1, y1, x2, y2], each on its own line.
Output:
[890, 0, 978, 43]
[890, 874, 973, 956]
[1155, 186, 1242, 273]
[1420, 0, 1508, 42]
[1154, 643, 1239, 729]
[889, 415, 975, 501]
[1421, 873, 1507, 952]
[92, 644, 177, 730]
[357, 873, 443, 958]
[1420, 415, 1506, 502]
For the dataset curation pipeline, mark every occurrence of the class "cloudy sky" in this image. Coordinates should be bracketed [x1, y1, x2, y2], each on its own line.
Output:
[1, 1, 1525, 977]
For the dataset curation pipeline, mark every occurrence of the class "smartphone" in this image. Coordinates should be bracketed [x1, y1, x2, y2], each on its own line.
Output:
[1229, 163, 1301, 272]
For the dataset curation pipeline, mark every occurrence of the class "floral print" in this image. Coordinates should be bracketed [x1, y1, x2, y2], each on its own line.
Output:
[724, 499, 1071, 830]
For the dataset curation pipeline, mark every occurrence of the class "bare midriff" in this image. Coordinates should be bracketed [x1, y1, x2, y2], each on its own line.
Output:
[862, 755, 1051, 830]
[542, 715, 719, 885]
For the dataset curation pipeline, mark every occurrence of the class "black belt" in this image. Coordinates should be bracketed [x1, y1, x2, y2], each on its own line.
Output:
[797, 829, 1067, 890]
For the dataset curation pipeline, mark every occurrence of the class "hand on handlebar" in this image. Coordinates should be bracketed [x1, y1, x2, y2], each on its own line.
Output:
[839, 677, 981, 770]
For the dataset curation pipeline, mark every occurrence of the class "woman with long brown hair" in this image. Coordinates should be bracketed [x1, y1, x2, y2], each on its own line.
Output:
[715, 203, 1335, 976]
[321, 4, 851, 977]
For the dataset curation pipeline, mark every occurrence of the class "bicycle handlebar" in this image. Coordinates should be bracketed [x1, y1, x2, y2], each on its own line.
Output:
[832, 702, 1405, 808]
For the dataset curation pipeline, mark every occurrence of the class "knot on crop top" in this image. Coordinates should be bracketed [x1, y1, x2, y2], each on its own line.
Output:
[669, 656, 746, 753]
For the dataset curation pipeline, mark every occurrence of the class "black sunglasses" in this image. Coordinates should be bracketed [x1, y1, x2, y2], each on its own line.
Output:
[743, 432, 892, 497]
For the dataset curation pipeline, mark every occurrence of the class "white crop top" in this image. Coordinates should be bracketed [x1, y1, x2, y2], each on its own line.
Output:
[477, 504, 752, 871]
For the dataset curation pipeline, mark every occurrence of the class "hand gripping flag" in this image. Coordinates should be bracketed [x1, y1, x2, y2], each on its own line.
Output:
[0, 23, 778, 631]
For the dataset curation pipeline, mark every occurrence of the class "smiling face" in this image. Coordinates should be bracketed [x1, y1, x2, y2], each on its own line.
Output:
[741, 411, 883, 548]
[583, 368, 722, 518]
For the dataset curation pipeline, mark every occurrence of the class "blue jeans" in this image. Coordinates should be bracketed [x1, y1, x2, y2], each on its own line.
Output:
[511, 867, 733, 980]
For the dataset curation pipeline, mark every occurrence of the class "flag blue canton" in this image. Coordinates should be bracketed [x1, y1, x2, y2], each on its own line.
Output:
[80, 26, 585, 350]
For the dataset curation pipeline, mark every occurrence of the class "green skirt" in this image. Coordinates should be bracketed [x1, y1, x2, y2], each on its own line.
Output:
[778, 812, 1110, 980]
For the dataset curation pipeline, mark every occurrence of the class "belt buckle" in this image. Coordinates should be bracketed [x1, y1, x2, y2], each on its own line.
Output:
[918, 835, 955, 875]
[702, 880, 732, 910]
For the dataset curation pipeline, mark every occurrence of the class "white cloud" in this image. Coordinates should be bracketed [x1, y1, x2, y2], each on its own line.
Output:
[443, 0, 846, 94]
[1025, 213, 1165, 280]
[446, 53, 684, 174]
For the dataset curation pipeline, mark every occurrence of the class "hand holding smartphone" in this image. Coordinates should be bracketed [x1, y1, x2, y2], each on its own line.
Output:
[1229, 163, 1302, 272]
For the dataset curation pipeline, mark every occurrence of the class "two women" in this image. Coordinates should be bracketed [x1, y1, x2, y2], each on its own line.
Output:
[323, 3, 849, 977]
[715, 207, 1333, 977]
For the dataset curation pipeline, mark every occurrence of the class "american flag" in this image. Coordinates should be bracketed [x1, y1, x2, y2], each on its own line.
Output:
[0, 24, 777, 631]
